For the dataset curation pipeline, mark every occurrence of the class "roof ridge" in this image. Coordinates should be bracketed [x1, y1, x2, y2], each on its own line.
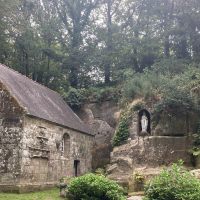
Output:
[0, 63, 58, 94]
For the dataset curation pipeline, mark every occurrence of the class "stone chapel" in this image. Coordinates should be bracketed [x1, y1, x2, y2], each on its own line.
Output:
[0, 63, 94, 193]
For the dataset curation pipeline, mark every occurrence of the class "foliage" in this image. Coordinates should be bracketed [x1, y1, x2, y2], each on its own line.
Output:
[84, 86, 119, 103]
[130, 102, 144, 113]
[143, 160, 200, 200]
[139, 130, 150, 137]
[61, 88, 86, 107]
[111, 115, 129, 147]
[189, 119, 200, 156]
[153, 80, 197, 115]
[60, 173, 75, 183]
[66, 173, 126, 200]
[122, 76, 144, 101]
[95, 165, 110, 177]
[111, 101, 143, 147]
[132, 170, 146, 183]
[1, 0, 200, 91]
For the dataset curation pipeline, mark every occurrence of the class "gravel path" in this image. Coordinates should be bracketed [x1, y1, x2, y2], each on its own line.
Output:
[127, 196, 143, 200]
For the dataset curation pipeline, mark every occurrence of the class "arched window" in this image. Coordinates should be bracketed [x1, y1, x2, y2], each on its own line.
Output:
[61, 133, 70, 158]
[138, 109, 151, 135]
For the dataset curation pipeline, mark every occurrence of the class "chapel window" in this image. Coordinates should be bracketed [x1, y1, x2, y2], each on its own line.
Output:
[61, 133, 70, 158]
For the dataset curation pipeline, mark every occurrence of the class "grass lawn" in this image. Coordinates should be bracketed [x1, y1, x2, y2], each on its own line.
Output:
[0, 188, 66, 200]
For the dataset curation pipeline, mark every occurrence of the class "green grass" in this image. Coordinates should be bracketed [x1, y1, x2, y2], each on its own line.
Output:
[0, 188, 66, 200]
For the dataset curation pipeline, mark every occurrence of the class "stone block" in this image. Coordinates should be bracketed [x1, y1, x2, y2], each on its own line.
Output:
[30, 158, 40, 166]
[39, 174, 47, 182]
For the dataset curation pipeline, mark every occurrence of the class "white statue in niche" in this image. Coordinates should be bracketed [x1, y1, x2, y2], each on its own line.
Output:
[141, 112, 148, 131]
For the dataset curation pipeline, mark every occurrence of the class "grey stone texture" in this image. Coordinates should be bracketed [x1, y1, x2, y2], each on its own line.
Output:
[76, 101, 198, 177]
[106, 106, 197, 191]
[76, 101, 118, 169]
[0, 81, 94, 193]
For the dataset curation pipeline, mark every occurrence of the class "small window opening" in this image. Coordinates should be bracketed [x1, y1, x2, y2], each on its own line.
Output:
[61, 138, 64, 157]
[61, 133, 70, 158]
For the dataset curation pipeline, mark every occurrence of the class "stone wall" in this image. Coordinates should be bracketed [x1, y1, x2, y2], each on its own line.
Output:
[18, 115, 93, 192]
[0, 79, 94, 193]
[0, 80, 25, 185]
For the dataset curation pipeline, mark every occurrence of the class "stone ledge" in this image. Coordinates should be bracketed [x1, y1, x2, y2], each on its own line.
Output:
[0, 182, 59, 194]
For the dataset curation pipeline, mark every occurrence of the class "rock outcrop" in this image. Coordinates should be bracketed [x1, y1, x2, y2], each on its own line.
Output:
[77, 100, 198, 192]
[107, 106, 197, 191]
[76, 101, 119, 169]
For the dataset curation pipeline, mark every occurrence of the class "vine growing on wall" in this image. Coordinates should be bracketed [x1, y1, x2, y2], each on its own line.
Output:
[111, 101, 143, 147]
[189, 119, 200, 156]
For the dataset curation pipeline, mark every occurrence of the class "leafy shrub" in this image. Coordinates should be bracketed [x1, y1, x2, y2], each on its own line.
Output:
[111, 116, 129, 147]
[60, 174, 74, 184]
[130, 101, 143, 112]
[122, 76, 143, 100]
[143, 160, 200, 200]
[153, 81, 197, 115]
[189, 119, 200, 156]
[95, 165, 110, 177]
[67, 173, 126, 200]
[111, 102, 144, 147]
[82, 86, 119, 103]
[152, 58, 189, 76]
[132, 170, 146, 183]
[62, 88, 86, 107]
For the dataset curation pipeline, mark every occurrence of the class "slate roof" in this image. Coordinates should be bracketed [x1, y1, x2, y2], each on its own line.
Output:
[0, 63, 94, 135]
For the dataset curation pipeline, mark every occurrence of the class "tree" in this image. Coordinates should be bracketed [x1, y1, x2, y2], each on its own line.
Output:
[41, 0, 101, 88]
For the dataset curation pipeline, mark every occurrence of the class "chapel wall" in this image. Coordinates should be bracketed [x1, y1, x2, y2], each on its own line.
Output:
[21, 116, 94, 185]
[0, 81, 25, 184]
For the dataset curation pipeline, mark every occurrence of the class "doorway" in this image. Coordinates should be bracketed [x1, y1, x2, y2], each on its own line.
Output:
[74, 160, 80, 177]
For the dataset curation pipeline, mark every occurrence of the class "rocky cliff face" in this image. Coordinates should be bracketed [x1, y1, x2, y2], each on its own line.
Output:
[76, 101, 198, 192]
[107, 107, 197, 190]
[76, 101, 119, 169]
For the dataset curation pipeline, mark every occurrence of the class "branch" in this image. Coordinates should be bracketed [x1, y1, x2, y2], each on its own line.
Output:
[111, 0, 121, 17]
[54, 1, 73, 36]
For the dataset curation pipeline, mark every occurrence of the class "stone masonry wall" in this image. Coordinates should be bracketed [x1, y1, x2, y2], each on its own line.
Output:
[21, 116, 94, 187]
[0, 80, 25, 184]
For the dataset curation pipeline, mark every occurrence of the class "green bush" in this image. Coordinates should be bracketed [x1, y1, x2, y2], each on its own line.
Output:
[111, 102, 143, 147]
[67, 173, 126, 200]
[153, 80, 197, 115]
[143, 160, 200, 200]
[122, 76, 143, 100]
[111, 116, 129, 147]
[62, 88, 86, 107]
[189, 119, 200, 156]
[95, 165, 110, 177]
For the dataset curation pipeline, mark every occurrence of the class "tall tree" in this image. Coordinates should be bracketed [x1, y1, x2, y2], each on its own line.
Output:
[41, 0, 101, 88]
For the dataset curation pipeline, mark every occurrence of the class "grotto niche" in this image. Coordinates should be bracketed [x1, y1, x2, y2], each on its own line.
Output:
[139, 109, 151, 135]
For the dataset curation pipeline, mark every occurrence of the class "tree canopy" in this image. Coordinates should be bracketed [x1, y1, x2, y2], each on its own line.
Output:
[0, 0, 200, 96]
